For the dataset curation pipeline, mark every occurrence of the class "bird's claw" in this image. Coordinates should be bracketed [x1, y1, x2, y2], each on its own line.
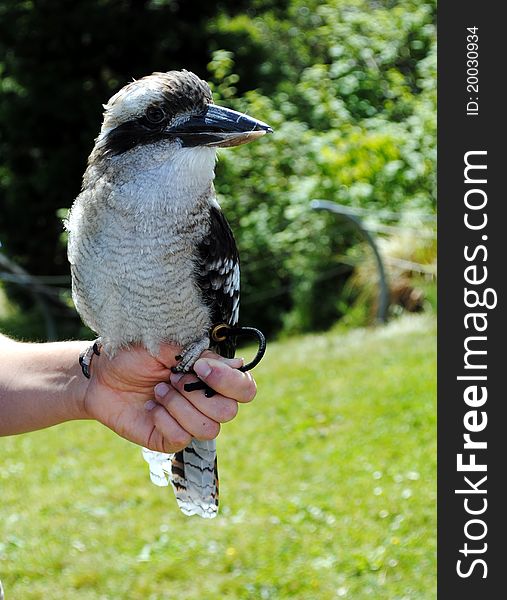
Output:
[184, 379, 217, 397]
[172, 337, 210, 373]
[79, 338, 102, 379]
[171, 338, 217, 396]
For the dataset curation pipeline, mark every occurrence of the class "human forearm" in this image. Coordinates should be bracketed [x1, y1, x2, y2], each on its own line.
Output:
[0, 335, 90, 435]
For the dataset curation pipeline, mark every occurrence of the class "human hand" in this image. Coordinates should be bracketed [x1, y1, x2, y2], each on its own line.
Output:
[83, 345, 256, 452]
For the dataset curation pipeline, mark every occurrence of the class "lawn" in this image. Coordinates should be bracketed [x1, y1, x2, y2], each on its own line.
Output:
[0, 314, 436, 599]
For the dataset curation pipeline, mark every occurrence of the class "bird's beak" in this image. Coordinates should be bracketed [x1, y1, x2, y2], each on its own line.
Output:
[167, 105, 273, 148]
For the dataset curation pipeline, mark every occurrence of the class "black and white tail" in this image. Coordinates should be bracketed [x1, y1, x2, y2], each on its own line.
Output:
[142, 440, 219, 518]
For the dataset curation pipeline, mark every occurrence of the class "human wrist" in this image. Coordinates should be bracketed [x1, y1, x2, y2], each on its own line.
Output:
[66, 341, 93, 421]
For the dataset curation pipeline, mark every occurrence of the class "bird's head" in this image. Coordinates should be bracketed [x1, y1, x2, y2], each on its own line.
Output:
[95, 70, 272, 158]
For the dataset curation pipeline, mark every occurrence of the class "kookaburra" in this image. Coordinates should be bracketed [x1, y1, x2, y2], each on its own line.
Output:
[66, 70, 271, 518]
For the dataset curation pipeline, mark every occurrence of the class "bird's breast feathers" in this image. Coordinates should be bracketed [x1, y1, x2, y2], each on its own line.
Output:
[67, 194, 217, 355]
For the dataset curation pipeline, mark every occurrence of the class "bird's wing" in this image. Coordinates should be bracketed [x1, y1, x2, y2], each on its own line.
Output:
[195, 203, 240, 353]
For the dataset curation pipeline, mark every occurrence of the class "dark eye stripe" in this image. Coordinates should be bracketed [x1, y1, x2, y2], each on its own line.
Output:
[101, 118, 167, 156]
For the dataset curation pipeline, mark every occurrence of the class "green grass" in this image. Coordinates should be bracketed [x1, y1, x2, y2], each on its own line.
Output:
[0, 315, 436, 599]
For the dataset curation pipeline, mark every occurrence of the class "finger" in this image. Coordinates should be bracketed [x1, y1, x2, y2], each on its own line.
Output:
[181, 357, 256, 404]
[200, 350, 244, 369]
[147, 403, 192, 452]
[169, 373, 239, 423]
[154, 382, 221, 441]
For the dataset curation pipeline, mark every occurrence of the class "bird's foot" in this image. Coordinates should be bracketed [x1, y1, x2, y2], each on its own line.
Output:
[171, 337, 210, 374]
[79, 338, 102, 379]
[171, 337, 216, 397]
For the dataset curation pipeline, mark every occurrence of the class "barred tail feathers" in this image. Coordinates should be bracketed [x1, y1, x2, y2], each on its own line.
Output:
[142, 440, 219, 519]
[172, 439, 219, 519]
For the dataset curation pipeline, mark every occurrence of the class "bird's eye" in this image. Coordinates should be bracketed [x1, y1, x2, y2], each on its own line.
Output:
[146, 106, 166, 124]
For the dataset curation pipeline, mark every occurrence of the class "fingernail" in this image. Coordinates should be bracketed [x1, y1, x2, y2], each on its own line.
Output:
[170, 372, 184, 384]
[145, 400, 157, 411]
[194, 359, 212, 379]
[154, 382, 170, 398]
